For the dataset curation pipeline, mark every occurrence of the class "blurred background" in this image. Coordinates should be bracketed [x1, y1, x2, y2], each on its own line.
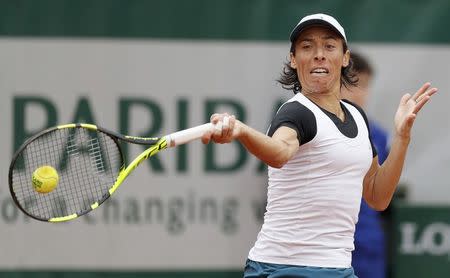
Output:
[1, 0, 449, 277]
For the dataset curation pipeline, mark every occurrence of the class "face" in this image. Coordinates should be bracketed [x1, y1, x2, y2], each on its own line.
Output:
[341, 72, 371, 108]
[290, 26, 350, 94]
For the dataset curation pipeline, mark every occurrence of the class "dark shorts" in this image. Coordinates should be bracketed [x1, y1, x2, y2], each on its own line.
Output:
[244, 259, 358, 278]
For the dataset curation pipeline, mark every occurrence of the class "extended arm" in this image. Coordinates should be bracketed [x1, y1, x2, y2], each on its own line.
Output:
[202, 114, 299, 168]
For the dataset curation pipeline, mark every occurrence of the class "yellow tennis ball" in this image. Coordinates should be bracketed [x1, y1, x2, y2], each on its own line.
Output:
[32, 165, 59, 193]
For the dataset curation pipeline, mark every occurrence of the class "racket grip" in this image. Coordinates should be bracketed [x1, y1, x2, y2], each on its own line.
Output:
[166, 123, 216, 147]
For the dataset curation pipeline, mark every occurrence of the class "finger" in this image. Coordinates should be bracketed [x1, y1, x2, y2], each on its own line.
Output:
[415, 87, 437, 103]
[400, 93, 412, 105]
[413, 95, 431, 114]
[228, 115, 236, 137]
[425, 87, 438, 97]
[210, 114, 221, 124]
[214, 120, 223, 138]
[413, 86, 437, 111]
[221, 115, 231, 137]
[412, 82, 431, 101]
[223, 115, 230, 129]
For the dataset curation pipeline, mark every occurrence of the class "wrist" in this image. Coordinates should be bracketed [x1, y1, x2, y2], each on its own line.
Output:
[393, 134, 411, 146]
[235, 120, 248, 141]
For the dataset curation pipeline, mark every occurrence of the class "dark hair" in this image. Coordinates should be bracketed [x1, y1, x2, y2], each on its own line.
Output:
[350, 51, 373, 76]
[277, 41, 358, 94]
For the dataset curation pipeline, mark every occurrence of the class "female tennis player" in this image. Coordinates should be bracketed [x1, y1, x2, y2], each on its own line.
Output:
[202, 13, 437, 277]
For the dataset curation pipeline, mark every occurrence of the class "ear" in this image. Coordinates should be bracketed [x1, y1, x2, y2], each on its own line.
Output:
[290, 52, 297, 69]
[342, 49, 350, 68]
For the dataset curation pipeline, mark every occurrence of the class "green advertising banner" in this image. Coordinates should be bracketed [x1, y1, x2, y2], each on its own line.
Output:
[395, 204, 450, 277]
[0, 0, 449, 43]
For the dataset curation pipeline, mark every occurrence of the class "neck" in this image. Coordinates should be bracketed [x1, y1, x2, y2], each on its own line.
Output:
[303, 85, 341, 107]
[302, 87, 344, 120]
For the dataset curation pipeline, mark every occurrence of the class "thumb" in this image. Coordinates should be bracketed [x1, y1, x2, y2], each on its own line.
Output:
[401, 114, 416, 134]
[201, 130, 212, 144]
[407, 114, 416, 128]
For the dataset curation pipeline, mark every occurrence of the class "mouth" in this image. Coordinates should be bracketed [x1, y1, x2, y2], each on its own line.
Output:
[310, 67, 329, 76]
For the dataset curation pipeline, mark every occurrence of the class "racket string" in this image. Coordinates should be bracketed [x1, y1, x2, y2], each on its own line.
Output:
[88, 137, 106, 174]
[11, 128, 124, 220]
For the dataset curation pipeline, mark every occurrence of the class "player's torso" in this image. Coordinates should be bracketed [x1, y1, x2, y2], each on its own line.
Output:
[249, 93, 373, 268]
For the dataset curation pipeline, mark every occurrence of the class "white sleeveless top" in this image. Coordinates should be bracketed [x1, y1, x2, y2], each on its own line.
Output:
[248, 93, 373, 268]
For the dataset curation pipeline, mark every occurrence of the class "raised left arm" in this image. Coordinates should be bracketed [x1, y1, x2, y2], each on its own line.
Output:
[363, 82, 438, 210]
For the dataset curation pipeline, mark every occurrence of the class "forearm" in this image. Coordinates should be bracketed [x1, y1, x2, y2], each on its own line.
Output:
[370, 135, 410, 210]
[366, 82, 437, 210]
[237, 123, 298, 168]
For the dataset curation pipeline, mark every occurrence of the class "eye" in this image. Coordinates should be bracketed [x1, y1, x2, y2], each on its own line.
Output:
[326, 44, 336, 50]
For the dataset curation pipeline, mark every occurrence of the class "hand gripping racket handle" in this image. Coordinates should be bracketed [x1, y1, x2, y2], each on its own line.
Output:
[165, 122, 222, 147]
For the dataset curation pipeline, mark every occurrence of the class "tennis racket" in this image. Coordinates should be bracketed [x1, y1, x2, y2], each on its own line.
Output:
[9, 122, 221, 223]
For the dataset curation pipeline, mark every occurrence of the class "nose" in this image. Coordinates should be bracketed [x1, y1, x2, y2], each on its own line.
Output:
[314, 47, 325, 61]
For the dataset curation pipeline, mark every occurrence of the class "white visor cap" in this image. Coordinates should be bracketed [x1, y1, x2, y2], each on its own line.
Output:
[290, 13, 347, 43]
